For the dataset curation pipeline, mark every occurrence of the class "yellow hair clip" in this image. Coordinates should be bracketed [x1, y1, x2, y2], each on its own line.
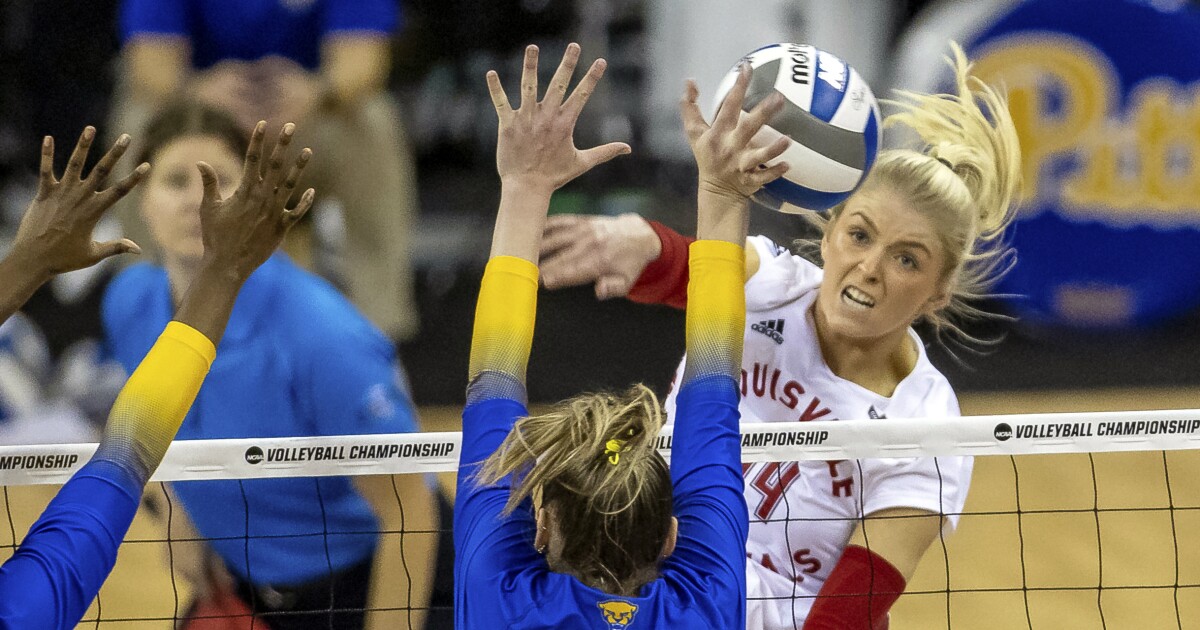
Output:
[604, 438, 626, 466]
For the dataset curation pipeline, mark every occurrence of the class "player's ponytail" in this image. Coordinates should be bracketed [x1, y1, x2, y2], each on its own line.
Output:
[831, 42, 1022, 340]
[477, 384, 673, 596]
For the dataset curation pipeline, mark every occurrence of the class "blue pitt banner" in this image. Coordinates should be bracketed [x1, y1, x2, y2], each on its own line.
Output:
[965, 0, 1200, 327]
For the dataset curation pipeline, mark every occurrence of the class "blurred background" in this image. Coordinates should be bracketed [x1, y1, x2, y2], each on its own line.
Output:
[4, 1, 1200, 628]
[3, 0, 1200, 438]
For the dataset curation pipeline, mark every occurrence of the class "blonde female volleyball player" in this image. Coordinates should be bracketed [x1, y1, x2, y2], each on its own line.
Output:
[539, 44, 1021, 629]
[0, 122, 314, 628]
[456, 44, 791, 628]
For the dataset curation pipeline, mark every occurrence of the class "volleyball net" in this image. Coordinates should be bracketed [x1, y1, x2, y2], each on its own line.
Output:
[2, 407, 1199, 628]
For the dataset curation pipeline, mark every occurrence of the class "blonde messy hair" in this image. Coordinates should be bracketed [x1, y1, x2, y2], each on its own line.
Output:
[822, 42, 1022, 341]
[476, 384, 673, 596]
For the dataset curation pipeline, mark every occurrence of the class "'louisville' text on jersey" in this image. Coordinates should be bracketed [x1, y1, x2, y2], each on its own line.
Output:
[265, 442, 455, 463]
[741, 361, 835, 423]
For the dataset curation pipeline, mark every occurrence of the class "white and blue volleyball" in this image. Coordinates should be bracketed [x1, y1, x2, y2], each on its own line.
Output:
[713, 43, 881, 213]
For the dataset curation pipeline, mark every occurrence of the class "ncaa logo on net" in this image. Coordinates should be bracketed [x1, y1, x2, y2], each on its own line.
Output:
[994, 423, 1014, 441]
[245, 446, 265, 464]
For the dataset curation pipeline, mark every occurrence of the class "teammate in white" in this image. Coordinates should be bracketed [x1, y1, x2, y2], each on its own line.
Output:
[538, 43, 1021, 629]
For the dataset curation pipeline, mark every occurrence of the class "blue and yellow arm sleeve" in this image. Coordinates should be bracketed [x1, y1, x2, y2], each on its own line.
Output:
[0, 321, 215, 630]
[681, 240, 746, 385]
[465, 256, 539, 406]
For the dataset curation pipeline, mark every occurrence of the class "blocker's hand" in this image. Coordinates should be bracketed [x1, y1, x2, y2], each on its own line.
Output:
[487, 43, 631, 195]
[10, 127, 148, 276]
[682, 64, 791, 201]
[196, 121, 314, 280]
[540, 213, 661, 299]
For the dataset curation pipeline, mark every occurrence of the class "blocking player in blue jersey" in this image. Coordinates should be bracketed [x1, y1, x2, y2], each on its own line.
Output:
[454, 43, 790, 629]
[0, 122, 314, 629]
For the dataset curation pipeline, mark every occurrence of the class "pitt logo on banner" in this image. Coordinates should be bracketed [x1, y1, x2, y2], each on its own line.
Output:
[597, 600, 639, 629]
[959, 0, 1200, 327]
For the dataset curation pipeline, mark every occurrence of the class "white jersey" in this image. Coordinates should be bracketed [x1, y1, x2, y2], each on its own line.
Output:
[663, 236, 973, 629]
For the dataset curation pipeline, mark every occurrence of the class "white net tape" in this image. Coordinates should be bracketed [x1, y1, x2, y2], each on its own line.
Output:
[3, 407, 1199, 486]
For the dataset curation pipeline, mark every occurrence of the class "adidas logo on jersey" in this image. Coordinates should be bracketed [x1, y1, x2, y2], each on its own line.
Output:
[867, 406, 886, 419]
[751, 319, 785, 344]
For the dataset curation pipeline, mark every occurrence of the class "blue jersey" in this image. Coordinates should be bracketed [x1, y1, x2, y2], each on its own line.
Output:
[456, 243, 748, 629]
[119, 0, 400, 70]
[455, 378, 746, 629]
[103, 254, 418, 584]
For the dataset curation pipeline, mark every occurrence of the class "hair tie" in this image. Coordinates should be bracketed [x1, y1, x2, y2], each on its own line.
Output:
[604, 438, 627, 465]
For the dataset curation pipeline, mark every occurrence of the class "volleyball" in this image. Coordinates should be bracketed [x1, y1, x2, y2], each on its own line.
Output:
[713, 43, 881, 214]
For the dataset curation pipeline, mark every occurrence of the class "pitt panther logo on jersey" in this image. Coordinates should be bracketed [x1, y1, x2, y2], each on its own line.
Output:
[597, 600, 638, 629]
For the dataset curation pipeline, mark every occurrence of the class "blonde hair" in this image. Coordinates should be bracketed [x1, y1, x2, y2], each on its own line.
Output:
[823, 42, 1022, 341]
[476, 384, 672, 596]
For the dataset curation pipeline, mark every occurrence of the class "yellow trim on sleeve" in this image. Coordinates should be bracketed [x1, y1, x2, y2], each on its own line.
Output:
[684, 240, 746, 380]
[163, 321, 217, 366]
[468, 256, 540, 381]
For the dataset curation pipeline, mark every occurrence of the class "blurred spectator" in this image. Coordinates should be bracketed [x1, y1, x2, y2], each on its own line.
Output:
[110, 0, 419, 340]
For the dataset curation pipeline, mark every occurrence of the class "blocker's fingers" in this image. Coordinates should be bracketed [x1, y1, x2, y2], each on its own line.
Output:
[36, 136, 56, 199]
[64, 126, 96, 181]
[741, 136, 791, 172]
[751, 161, 790, 188]
[519, 45, 539, 109]
[276, 148, 312, 204]
[545, 42, 581, 106]
[91, 238, 141, 263]
[98, 162, 150, 209]
[239, 121, 267, 192]
[563, 58, 607, 117]
[284, 188, 316, 226]
[713, 63, 751, 130]
[579, 142, 632, 170]
[680, 80, 709, 143]
[737, 92, 785, 146]
[89, 134, 131, 191]
[485, 70, 512, 117]
[197, 161, 222, 208]
[263, 123, 295, 185]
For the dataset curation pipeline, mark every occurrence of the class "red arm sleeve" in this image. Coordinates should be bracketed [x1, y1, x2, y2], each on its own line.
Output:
[626, 220, 695, 310]
[802, 545, 907, 630]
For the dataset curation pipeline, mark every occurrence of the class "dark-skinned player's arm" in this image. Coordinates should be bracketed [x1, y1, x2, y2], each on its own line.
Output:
[0, 123, 314, 630]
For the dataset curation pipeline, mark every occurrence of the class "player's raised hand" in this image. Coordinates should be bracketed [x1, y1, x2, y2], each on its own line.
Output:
[681, 64, 791, 201]
[540, 213, 660, 299]
[10, 127, 148, 277]
[487, 43, 631, 195]
[195, 121, 314, 281]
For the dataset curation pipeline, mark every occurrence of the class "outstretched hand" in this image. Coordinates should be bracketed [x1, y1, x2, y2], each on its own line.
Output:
[11, 127, 149, 277]
[487, 43, 631, 194]
[195, 121, 314, 281]
[539, 213, 660, 299]
[681, 65, 790, 201]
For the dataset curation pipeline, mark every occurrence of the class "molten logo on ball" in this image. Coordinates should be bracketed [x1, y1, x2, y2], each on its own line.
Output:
[713, 43, 881, 213]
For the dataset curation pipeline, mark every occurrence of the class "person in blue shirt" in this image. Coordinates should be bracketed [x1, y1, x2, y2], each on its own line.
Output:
[112, 0, 420, 340]
[456, 43, 790, 628]
[0, 122, 317, 629]
[101, 103, 438, 630]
